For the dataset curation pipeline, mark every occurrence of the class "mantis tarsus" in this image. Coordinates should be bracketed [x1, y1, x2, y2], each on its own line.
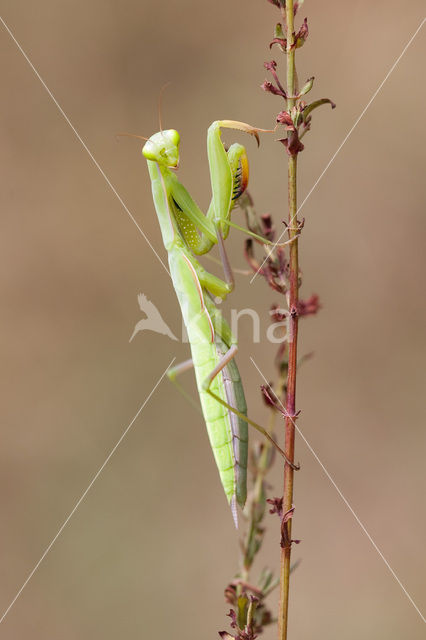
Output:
[140, 120, 297, 524]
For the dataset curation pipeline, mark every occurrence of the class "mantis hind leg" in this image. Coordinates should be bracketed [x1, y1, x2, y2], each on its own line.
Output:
[201, 345, 300, 470]
[167, 358, 203, 415]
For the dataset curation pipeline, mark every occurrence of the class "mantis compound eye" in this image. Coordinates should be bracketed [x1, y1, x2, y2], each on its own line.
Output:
[161, 130, 180, 168]
[142, 139, 159, 161]
[162, 129, 180, 147]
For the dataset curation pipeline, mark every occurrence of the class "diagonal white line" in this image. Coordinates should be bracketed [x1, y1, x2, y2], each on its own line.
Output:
[0, 357, 176, 625]
[0, 15, 170, 278]
[250, 356, 426, 624]
[250, 17, 426, 283]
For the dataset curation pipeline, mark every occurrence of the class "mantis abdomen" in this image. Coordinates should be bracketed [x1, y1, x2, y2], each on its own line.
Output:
[169, 248, 248, 519]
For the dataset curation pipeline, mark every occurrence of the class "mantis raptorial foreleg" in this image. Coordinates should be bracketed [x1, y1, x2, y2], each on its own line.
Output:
[216, 228, 235, 291]
[145, 121, 292, 260]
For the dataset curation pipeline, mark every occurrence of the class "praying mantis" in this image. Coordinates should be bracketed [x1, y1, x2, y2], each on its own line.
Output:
[140, 120, 296, 524]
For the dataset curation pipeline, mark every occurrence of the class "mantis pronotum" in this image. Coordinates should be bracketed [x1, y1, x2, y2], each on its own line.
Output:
[140, 121, 296, 524]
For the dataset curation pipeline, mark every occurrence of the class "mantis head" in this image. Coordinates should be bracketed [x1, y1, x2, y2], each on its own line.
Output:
[142, 129, 180, 168]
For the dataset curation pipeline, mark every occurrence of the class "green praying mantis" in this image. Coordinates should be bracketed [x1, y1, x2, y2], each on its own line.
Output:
[139, 120, 297, 525]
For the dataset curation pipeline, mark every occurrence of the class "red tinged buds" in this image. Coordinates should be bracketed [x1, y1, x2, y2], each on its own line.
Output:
[294, 17, 309, 48]
[276, 110, 294, 127]
[262, 60, 287, 99]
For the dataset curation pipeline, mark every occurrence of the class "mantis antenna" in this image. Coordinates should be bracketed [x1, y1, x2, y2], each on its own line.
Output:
[116, 132, 149, 142]
[117, 82, 171, 143]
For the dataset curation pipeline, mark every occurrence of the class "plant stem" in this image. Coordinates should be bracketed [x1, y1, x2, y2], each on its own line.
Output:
[278, 1, 299, 639]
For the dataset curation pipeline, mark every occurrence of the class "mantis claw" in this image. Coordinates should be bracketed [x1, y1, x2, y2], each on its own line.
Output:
[216, 120, 275, 147]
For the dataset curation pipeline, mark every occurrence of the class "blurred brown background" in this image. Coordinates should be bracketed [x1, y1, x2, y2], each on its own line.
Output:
[0, 1, 425, 638]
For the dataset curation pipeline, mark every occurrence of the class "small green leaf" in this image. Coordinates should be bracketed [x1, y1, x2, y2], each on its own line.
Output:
[299, 76, 314, 97]
[271, 24, 286, 51]
[237, 595, 248, 629]
[274, 23, 284, 40]
[303, 98, 336, 121]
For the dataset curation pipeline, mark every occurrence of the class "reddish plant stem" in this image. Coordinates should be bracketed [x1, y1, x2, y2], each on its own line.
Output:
[278, 155, 298, 640]
[278, 1, 299, 638]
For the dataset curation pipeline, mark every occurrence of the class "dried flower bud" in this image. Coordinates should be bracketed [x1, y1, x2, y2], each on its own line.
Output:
[244, 239, 262, 274]
[266, 496, 283, 517]
[270, 304, 287, 322]
[225, 584, 238, 605]
[261, 384, 277, 408]
[298, 294, 321, 316]
[227, 609, 238, 629]
[260, 213, 275, 240]
[263, 60, 287, 99]
[279, 133, 304, 156]
[261, 80, 284, 97]
[276, 110, 293, 127]
[270, 36, 287, 50]
[264, 60, 277, 71]
[295, 17, 309, 48]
